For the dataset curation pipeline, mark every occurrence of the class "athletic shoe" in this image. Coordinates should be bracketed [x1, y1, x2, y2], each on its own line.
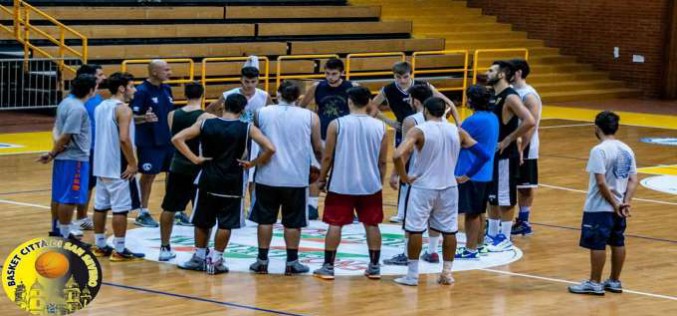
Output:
[135, 212, 159, 228]
[174, 212, 192, 226]
[421, 251, 440, 263]
[364, 263, 381, 279]
[206, 257, 229, 275]
[511, 219, 533, 236]
[67, 234, 90, 249]
[483, 235, 493, 245]
[383, 253, 408, 266]
[602, 279, 623, 293]
[455, 247, 480, 260]
[92, 245, 113, 257]
[158, 248, 176, 262]
[394, 276, 418, 286]
[285, 260, 310, 275]
[486, 234, 513, 252]
[437, 273, 455, 285]
[568, 280, 605, 296]
[313, 263, 335, 280]
[478, 245, 489, 256]
[70, 226, 84, 237]
[249, 259, 269, 274]
[389, 215, 403, 223]
[110, 248, 145, 262]
[74, 217, 94, 230]
[308, 205, 319, 220]
[178, 253, 206, 271]
[48, 231, 61, 237]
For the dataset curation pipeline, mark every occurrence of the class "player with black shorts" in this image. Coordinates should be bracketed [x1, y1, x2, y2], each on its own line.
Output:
[172, 94, 275, 275]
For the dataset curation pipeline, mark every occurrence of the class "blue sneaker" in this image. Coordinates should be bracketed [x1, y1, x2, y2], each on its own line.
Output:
[455, 247, 480, 260]
[135, 212, 159, 228]
[511, 219, 533, 236]
[383, 253, 408, 266]
[486, 234, 513, 252]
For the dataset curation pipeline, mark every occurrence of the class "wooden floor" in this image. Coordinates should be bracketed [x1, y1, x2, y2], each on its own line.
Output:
[0, 115, 676, 315]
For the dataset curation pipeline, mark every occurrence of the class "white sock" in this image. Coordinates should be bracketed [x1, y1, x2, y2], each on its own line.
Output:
[403, 237, 409, 254]
[407, 259, 419, 279]
[427, 235, 439, 254]
[139, 208, 150, 215]
[501, 221, 513, 239]
[59, 224, 71, 238]
[488, 219, 500, 237]
[309, 197, 319, 209]
[196, 248, 207, 259]
[443, 261, 453, 274]
[114, 237, 125, 253]
[211, 250, 223, 262]
[95, 234, 106, 248]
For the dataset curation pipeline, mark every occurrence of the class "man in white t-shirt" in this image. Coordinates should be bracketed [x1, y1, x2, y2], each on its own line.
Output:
[569, 111, 638, 296]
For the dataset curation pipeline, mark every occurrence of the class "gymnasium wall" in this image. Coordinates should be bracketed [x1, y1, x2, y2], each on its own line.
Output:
[467, 0, 672, 98]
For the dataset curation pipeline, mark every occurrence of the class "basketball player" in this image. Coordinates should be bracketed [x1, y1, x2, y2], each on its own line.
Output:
[454, 85, 499, 260]
[299, 58, 357, 219]
[484, 61, 535, 252]
[90, 72, 146, 261]
[158, 82, 206, 262]
[392, 97, 490, 286]
[206, 59, 273, 203]
[568, 111, 637, 295]
[510, 59, 542, 236]
[369, 61, 461, 148]
[74, 64, 106, 234]
[384, 84, 435, 266]
[312, 86, 388, 280]
[249, 81, 323, 275]
[173, 94, 275, 275]
[131, 60, 174, 228]
[38, 74, 96, 241]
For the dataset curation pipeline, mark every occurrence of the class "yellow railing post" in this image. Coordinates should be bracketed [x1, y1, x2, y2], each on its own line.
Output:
[22, 4, 28, 70]
[411, 50, 470, 109]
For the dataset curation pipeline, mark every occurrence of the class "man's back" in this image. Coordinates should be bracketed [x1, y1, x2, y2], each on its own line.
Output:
[584, 140, 637, 213]
[55, 96, 91, 162]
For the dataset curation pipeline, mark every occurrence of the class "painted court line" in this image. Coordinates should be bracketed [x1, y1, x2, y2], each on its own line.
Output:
[102, 282, 305, 316]
[479, 268, 677, 301]
[539, 123, 594, 129]
[539, 183, 677, 206]
[0, 198, 135, 221]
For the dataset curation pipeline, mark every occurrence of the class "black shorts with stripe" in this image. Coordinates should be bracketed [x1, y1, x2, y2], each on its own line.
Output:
[250, 183, 307, 228]
[488, 155, 518, 207]
[517, 159, 539, 188]
[191, 189, 244, 230]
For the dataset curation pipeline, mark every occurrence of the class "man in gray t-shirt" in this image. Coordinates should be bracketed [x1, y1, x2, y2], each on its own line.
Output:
[38, 74, 97, 241]
[569, 111, 639, 296]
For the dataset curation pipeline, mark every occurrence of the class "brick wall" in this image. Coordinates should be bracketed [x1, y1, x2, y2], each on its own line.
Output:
[467, 0, 671, 98]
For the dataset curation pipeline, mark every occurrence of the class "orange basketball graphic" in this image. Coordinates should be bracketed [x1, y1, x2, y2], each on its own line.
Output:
[34, 251, 69, 279]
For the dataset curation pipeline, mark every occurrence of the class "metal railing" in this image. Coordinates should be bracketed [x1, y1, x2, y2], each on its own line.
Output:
[345, 52, 406, 81]
[276, 54, 340, 95]
[472, 48, 529, 85]
[0, 58, 79, 110]
[121, 59, 195, 105]
[412, 49, 470, 106]
[0, 0, 88, 75]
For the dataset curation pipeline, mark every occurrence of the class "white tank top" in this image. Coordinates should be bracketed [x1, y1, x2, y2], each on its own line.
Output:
[405, 112, 425, 171]
[328, 114, 386, 195]
[514, 84, 541, 159]
[255, 102, 314, 187]
[222, 88, 268, 123]
[409, 121, 460, 190]
[93, 98, 135, 179]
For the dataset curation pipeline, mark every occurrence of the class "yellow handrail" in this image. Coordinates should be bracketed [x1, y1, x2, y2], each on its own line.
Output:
[121, 59, 196, 105]
[1, 0, 89, 74]
[276, 54, 339, 96]
[472, 48, 529, 85]
[345, 52, 406, 81]
[201, 56, 270, 105]
[412, 50, 470, 106]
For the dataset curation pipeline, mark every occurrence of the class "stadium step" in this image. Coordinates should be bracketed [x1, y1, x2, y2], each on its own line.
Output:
[541, 88, 642, 102]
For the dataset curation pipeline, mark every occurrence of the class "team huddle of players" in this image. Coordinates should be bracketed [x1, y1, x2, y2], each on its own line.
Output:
[41, 56, 637, 291]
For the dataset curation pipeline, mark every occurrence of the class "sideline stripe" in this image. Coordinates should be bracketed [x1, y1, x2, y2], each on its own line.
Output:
[637, 165, 677, 176]
[0, 198, 135, 221]
[539, 183, 677, 206]
[479, 268, 677, 301]
[539, 123, 594, 129]
[102, 282, 304, 315]
[542, 105, 677, 130]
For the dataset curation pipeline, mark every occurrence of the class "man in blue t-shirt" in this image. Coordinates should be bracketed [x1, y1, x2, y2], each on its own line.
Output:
[454, 85, 499, 260]
[131, 60, 174, 227]
[73, 64, 106, 234]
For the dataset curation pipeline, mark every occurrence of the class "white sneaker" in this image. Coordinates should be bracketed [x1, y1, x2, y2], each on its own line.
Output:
[69, 225, 84, 237]
[74, 217, 94, 230]
[159, 248, 177, 262]
[486, 234, 513, 252]
[394, 275, 419, 286]
[389, 215, 403, 223]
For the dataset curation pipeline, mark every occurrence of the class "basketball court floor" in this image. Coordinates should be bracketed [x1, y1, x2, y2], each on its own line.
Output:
[0, 104, 675, 315]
